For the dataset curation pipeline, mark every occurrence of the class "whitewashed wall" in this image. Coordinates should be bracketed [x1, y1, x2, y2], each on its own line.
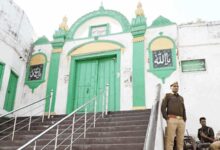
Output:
[0, 0, 35, 59]
[21, 44, 52, 116]
[178, 21, 220, 138]
[145, 24, 181, 109]
[0, 0, 34, 115]
[74, 16, 123, 39]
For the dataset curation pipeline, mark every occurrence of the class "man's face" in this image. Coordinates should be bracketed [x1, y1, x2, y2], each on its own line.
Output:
[200, 119, 206, 127]
[171, 84, 179, 93]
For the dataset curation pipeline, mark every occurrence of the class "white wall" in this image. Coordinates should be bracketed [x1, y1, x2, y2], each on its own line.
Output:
[0, 0, 34, 115]
[0, 40, 26, 114]
[178, 21, 220, 138]
[145, 24, 181, 109]
[21, 44, 52, 116]
[145, 21, 220, 138]
[0, 0, 35, 60]
[74, 16, 123, 39]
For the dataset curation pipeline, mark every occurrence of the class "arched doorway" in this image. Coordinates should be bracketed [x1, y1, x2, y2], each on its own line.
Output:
[66, 40, 124, 113]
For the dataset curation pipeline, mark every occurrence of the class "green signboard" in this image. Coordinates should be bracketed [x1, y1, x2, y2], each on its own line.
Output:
[181, 59, 206, 72]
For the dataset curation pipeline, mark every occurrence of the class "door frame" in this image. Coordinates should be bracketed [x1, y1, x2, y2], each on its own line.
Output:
[4, 70, 19, 111]
[66, 50, 121, 114]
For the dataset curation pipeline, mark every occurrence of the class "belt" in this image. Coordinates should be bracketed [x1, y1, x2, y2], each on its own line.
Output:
[168, 115, 183, 120]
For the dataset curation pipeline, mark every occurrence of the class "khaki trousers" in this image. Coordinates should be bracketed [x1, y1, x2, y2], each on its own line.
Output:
[210, 141, 220, 150]
[165, 118, 185, 150]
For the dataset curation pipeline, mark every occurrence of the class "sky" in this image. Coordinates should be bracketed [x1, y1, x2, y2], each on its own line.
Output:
[13, 0, 220, 40]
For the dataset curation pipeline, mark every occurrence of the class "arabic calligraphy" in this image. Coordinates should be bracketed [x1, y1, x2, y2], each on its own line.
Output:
[91, 26, 107, 37]
[153, 49, 172, 68]
[29, 64, 43, 80]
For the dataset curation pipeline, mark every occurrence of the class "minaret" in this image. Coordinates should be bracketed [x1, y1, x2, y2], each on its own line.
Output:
[45, 16, 69, 112]
[131, 2, 147, 109]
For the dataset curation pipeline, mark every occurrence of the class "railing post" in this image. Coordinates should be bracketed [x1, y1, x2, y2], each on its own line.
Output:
[70, 114, 75, 150]
[12, 115, 17, 141]
[42, 111, 45, 123]
[93, 99, 97, 128]
[84, 107, 87, 139]
[33, 140, 37, 150]
[105, 84, 109, 115]
[48, 89, 53, 119]
[42, 99, 45, 123]
[54, 125, 59, 150]
[28, 115, 32, 131]
[102, 92, 105, 118]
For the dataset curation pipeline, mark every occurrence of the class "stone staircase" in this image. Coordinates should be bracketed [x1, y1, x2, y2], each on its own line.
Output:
[0, 109, 151, 150]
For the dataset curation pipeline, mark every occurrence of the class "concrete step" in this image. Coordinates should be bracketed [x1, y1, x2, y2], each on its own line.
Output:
[0, 136, 145, 147]
[1, 124, 148, 137]
[0, 143, 145, 150]
[0, 109, 150, 150]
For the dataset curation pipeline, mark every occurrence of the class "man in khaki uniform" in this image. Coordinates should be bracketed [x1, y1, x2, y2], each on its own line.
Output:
[210, 131, 220, 150]
[161, 82, 187, 150]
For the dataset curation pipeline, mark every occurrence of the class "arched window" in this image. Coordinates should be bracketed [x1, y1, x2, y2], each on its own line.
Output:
[25, 53, 47, 92]
[148, 35, 177, 83]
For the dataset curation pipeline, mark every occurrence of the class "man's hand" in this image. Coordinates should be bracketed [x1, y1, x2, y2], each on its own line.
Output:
[200, 131, 214, 142]
[200, 132, 207, 138]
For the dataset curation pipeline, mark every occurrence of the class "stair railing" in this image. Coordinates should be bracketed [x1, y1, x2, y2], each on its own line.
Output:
[18, 84, 110, 150]
[0, 90, 53, 141]
[156, 85, 166, 150]
[143, 83, 163, 150]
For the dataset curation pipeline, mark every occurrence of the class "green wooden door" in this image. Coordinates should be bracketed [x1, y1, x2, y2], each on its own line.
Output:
[4, 71, 18, 111]
[0, 63, 5, 89]
[97, 57, 116, 111]
[73, 57, 116, 112]
[74, 59, 98, 112]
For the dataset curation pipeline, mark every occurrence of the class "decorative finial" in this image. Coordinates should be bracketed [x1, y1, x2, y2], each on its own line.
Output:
[99, 1, 104, 11]
[135, 2, 144, 16]
[59, 16, 69, 31]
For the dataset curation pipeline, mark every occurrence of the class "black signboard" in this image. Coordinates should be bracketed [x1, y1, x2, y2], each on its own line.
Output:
[153, 49, 173, 68]
[29, 64, 43, 81]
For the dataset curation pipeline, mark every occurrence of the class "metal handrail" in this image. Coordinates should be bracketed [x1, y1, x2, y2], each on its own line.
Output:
[0, 96, 49, 118]
[143, 83, 162, 150]
[0, 90, 53, 141]
[157, 85, 166, 150]
[18, 84, 110, 150]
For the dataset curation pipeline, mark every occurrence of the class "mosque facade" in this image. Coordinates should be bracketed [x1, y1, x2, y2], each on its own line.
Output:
[1, 0, 220, 136]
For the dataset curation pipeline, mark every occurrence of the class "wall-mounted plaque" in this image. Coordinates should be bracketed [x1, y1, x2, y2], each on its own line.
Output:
[90, 24, 108, 37]
[181, 59, 206, 72]
[153, 49, 172, 68]
[28, 64, 43, 80]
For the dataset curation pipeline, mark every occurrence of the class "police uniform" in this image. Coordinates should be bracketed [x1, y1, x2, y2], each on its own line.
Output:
[161, 82, 186, 150]
[210, 131, 220, 150]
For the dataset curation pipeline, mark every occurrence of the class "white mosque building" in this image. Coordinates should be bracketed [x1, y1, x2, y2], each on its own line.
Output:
[1, 0, 220, 138]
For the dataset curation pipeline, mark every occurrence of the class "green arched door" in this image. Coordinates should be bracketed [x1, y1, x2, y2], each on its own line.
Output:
[4, 71, 18, 111]
[73, 56, 116, 112]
